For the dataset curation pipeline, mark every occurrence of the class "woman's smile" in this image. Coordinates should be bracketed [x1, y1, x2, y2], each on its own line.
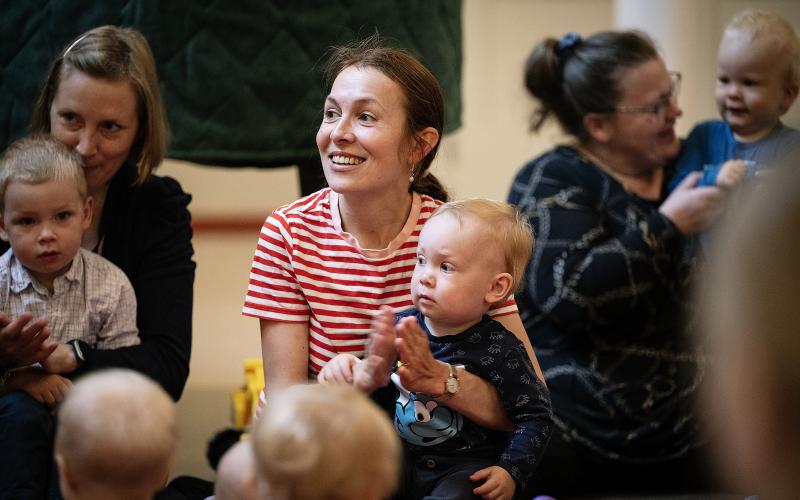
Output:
[330, 154, 365, 165]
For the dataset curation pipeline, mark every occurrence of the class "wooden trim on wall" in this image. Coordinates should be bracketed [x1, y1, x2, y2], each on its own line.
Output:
[191, 216, 265, 234]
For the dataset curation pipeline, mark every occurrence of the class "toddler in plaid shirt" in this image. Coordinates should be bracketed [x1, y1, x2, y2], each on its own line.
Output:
[0, 134, 139, 406]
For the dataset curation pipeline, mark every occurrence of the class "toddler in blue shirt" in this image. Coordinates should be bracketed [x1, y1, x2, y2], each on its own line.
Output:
[670, 9, 800, 192]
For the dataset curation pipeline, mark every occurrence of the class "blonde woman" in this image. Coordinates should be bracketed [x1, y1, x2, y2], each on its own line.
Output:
[0, 25, 194, 496]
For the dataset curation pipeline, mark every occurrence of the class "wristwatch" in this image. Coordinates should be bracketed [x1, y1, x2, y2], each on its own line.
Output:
[70, 339, 86, 369]
[431, 363, 462, 399]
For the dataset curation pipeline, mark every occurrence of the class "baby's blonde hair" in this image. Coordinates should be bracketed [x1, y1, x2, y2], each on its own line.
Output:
[56, 369, 177, 493]
[252, 384, 401, 500]
[431, 198, 534, 294]
[724, 8, 800, 85]
[0, 134, 86, 212]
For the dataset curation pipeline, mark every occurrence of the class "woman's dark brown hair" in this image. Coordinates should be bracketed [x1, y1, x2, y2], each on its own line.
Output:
[524, 30, 658, 142]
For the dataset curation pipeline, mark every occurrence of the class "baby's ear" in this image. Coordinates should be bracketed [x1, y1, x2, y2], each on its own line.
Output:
[485, 273, 513, 305]
[781, 80, 799, 114]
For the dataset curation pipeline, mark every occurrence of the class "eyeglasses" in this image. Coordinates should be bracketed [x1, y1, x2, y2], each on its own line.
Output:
[615, 71, 681, 121]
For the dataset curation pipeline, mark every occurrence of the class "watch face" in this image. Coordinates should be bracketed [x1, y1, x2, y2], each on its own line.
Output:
[445, 377, 459, 394]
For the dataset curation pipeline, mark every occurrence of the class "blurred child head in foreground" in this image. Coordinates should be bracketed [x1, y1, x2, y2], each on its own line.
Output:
[251, 383, 401, 500]
[55, 369, 176, 500]
[700, 167, 800, 498]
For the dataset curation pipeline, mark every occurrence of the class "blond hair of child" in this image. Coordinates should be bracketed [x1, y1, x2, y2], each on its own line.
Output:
[0, 134, 87, 210]
[55, 369, 177, 500]
[431, 198, 533, 296]
[725, 8, 800, 86]
[251, 383, 401, 500]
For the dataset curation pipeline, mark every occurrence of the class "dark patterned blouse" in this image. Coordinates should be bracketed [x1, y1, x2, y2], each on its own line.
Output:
[508, 145, 703, 463]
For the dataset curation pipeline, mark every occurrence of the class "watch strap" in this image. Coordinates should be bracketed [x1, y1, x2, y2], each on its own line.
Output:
[70, 339, 86, 367]
[429, 363, 460, 399]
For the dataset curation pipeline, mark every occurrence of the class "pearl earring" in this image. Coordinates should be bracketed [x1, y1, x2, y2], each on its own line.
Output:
[409, 169, 415, 184]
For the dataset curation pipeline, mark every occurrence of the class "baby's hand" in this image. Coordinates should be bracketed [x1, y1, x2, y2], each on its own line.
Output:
[14, 369, 72, 407]
[41, 342, 78, 374]
[717, 159, 746, 190]
[352, 307, 398, 393]
[317, 354, 359, 384]
[470, 465, 516, 500]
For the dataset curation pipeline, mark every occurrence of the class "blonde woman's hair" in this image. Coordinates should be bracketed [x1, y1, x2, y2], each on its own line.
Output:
[724, 8, 800, 85]
[0, 134, 87, 211]
[31, 25, 168, 184]
[55, 369, 177, 492]
[252, 384, 401, 500]
[432, 198, 534, 295]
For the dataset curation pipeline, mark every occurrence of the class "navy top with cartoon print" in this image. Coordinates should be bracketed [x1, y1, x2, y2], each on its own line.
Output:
[392, 309, 553, 488]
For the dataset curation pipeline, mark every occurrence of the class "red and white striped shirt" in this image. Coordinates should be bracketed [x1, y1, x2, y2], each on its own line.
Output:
[243, 188, 516, 374]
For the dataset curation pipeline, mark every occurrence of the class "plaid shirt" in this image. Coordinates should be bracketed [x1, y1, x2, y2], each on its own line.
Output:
[0, 248, 139, 349]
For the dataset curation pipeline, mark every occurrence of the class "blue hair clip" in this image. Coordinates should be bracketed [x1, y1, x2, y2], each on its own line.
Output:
[555, 32, 582, 64]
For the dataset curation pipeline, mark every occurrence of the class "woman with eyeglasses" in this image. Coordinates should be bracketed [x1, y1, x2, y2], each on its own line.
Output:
[508, 31, 722, 495]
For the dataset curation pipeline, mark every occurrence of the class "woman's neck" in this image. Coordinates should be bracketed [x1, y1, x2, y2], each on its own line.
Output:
[576, 143, 663, 201]
[337, 189, 413, 250]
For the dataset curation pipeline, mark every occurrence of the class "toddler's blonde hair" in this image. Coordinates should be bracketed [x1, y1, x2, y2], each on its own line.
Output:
[431, 198, 534, 294]
[724, 8, 800, 85]
[0, 134, 86, 212]
[56, 369, 177, 494]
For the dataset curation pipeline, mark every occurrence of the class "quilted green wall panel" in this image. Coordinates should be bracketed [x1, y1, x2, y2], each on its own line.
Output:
[1, 0, 463, 168]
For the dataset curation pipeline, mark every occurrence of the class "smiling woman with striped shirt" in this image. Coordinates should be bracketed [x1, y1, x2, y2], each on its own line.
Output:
[242, 36, 544, 428]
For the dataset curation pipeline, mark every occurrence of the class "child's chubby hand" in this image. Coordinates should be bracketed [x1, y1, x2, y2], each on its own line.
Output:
[717, 159, 746, 190]
[470, 465, 516, 500]
[41, 342, 78, 374]
[12, 368, 72, 407]
[317, 353, 359, 384]
[318, 307, 399, 392]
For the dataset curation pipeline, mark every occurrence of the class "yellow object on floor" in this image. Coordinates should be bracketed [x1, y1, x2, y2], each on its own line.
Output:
[230, 358, 264, 429]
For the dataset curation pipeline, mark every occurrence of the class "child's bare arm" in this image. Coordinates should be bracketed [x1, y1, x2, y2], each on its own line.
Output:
[717, 159, 746, 190]
[470, 465, 516, 500]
